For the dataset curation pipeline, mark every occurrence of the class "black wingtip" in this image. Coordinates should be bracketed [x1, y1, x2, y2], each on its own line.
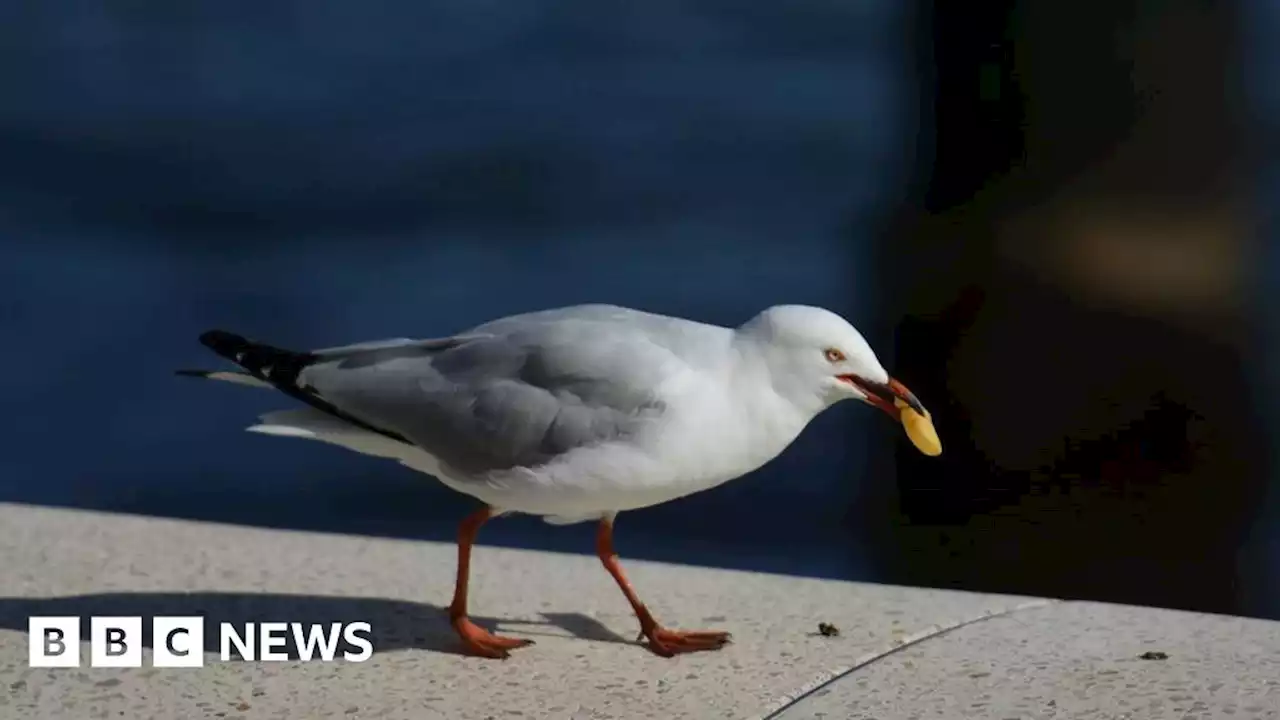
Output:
[189, 329, 409, 445]
[194, 329, 315, 387]
[198, 329, 251, 356]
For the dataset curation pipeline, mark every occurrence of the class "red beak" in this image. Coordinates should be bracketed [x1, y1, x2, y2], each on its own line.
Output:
[839, 375, 925, 419]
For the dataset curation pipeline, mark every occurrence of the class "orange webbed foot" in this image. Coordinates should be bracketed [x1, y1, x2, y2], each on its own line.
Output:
[639, 625, 732, 657]
[452, 616, 535, 659]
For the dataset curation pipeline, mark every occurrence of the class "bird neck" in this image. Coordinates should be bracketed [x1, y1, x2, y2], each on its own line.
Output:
[726, 333, 829, 422]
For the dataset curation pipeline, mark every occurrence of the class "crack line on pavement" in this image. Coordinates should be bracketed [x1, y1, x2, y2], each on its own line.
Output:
[754, 598, 1060, 720]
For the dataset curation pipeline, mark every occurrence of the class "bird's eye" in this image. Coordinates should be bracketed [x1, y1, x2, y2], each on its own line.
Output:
[824, 348, 845, 363]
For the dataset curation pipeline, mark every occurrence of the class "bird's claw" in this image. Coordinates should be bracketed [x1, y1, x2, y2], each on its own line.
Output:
[452, 616, 535, 659]
[639, 626, 732, 657]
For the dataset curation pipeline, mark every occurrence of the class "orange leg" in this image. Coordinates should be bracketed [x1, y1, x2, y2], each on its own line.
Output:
[595, 516, 732, 657]
[449, 507, 534, 658]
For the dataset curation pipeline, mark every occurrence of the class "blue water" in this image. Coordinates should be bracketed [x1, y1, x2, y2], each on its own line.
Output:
[0, 0, 914, 584]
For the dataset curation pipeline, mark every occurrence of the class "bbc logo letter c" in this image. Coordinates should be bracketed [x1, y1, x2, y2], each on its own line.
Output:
[153, 617, 204, 668]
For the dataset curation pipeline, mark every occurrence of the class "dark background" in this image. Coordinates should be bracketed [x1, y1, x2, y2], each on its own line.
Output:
[3, 1, 1277, 620]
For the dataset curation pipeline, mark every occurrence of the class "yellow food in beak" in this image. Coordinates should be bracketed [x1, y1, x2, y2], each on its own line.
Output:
[894, 397, 942, 456]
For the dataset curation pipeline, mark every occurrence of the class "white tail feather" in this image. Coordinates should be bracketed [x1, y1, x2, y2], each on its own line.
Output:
[246, 408, 442, 475]
[245, 408, 590, 524]
[184, 370, 273, 389]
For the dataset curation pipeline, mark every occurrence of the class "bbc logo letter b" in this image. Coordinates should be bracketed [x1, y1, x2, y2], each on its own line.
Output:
[29, 617, 80, 668]
[91, 617, 142, 668]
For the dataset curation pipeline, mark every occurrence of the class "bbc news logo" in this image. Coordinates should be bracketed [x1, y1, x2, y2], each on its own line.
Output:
[28, 617, 373, 668]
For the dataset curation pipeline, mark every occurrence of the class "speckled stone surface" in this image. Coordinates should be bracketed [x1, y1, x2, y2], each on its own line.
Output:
[0, 503, 1039, 720]
[5, 505, 1278, 720]
[770, 601, 1280, 720]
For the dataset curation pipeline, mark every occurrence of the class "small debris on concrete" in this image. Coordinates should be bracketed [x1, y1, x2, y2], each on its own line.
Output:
[1139, 651, 1169, 661]
[816, 622, 840, 637]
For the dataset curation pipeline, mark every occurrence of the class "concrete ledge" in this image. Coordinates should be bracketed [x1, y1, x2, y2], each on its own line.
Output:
[0, 504, 1275, 719]
[770, 601, 1280, 719]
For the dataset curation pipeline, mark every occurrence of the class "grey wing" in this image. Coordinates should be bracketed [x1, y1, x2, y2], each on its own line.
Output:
[309, 335, 492, 365]
[295, 324, 682, 478]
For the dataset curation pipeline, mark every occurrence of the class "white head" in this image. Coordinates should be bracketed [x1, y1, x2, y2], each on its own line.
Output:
[736, 305, 925, 419]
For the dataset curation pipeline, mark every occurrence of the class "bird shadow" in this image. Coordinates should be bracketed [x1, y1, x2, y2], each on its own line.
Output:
[0, 592, 635, 658]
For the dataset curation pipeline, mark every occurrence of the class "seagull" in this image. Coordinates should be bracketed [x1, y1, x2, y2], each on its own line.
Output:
[179, 304, 940, 658]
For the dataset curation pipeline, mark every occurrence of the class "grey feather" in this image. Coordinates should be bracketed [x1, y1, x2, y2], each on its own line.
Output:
[313, 336, 485, 362]
[295, 306, 716, 477]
